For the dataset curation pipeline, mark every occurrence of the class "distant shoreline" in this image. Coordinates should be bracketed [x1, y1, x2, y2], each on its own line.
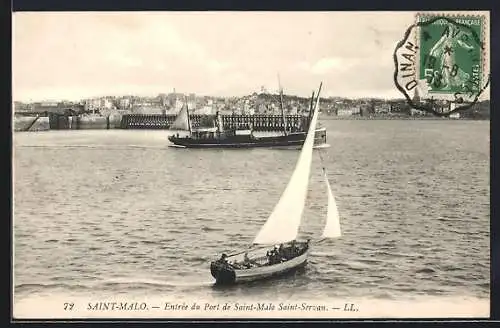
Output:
[319, 115, 490, 121]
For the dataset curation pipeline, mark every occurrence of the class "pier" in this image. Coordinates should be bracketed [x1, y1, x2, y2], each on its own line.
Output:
[15, 113, 313, 132]
[120, 114, 311, 132]
[120, 114, 171, 129]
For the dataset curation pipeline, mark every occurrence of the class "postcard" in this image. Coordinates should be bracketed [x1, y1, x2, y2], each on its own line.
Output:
[12, 11, 490, 320]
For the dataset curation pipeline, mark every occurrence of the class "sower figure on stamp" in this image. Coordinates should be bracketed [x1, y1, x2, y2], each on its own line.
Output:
[428, 26, 475, 91]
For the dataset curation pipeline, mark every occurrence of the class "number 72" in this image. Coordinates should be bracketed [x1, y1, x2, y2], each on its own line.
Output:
[64, 302, 74, 311]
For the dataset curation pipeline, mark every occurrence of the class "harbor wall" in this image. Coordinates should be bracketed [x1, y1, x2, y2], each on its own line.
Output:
[47, 115, 122, 130]
[77, 116, 109, 130]
[109, 114, 123, 129]
[14, 113, 312, 132]
[14, 116, 50, 132]
[120, 114, 311, 132]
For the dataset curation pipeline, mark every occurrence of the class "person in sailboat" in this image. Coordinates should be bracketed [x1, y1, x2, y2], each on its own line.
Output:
[217, 253, 228, 265]
[267, 246, 281, 265]
[278, 244, 284, 258]
[281, 244, 290, 260]
[290, 240, 298, 256]
[268, 249, 278, 261]
[266, 250, 274, 265]
[243, 253, 259, 269]
[242, 252, 253, 268]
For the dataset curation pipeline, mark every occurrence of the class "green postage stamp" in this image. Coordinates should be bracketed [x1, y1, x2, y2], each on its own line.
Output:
[394, 11, 489, 114]
[418, 14, 483, 95]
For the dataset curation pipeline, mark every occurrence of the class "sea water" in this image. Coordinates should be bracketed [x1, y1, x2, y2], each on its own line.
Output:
[13, 120, 490, 319]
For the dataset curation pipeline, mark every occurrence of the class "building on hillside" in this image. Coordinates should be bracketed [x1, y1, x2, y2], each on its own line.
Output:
[409, 88, 427, 116]
[14, 101, 31, 113]
[410, 108, 427, 116]
[374, 103, 391, 113]
[29, 101, 84, 115]
[84, 98, 103, 113]
[195, 105, 214, 115]
[337, 108, 353, 116]
[118, 97, 132, 110]
[133, 106, 165, 115]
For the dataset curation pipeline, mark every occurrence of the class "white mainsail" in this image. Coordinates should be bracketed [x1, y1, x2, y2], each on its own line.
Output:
[170, 103, 191, 131]
[321, 167, 342, 239]
[253, 83, 323, 245]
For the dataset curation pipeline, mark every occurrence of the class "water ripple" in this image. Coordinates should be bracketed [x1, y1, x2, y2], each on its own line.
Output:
[13, 122, 490, 301]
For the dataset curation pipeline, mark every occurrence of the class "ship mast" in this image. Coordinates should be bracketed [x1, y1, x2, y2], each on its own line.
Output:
[185, 96, 192, 134]
[307, 90, 315, 130]
[278, 74, 288, 136]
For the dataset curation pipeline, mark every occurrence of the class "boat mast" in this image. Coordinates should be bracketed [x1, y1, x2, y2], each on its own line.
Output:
[278, 74, 287, 136]
[185, 96, 192, 134]
[252, 81, 323, 245]
[307, 90, 315, 130]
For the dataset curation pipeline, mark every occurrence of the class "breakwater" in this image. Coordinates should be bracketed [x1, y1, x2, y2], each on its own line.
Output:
[14, 114, 123, 132]
[15, 113, 312, 132]
[48, 114, 122, 130]
[14, 116, 50, 132]
[121, 114, 310, 132]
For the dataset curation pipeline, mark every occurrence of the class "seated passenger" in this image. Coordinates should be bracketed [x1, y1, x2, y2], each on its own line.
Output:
[269, 254, 276, 265]
[218, 253, 228, 264]
[273, 246, 279, 259]
[278, 244, 287, 261]
[290, 240, 298, 256]
[267, 249, 276, 265]
[243, 252, 252, 268]
[282, 246, 290, 259]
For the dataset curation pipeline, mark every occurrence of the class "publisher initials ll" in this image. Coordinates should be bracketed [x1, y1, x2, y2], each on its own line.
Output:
[344, 303, 358, 312]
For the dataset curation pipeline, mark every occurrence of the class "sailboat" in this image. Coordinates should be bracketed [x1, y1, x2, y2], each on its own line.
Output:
[210, 82, 342, 285]
[167, 89, 328, 149]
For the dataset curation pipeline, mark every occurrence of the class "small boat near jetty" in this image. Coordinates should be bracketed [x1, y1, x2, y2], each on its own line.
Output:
[168, 87, 328, 149]
[210, 82, 342, 285]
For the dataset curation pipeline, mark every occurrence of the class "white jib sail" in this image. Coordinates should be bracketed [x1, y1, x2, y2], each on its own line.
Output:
[253, 83, 323, 245]
[321, 168, 341, 239]
[170, 104, 191, 131]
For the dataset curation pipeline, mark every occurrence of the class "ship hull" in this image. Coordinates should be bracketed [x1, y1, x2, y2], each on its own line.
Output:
[210, 243, 309, 285]
[168, 128, 327, 149]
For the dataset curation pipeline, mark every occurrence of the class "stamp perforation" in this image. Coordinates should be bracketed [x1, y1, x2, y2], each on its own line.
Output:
[415, 11, 488, 86]
[394, 11, 489, 115]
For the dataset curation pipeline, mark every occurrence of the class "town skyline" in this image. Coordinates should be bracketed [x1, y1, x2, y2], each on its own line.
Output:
[13, 90, 417, 104]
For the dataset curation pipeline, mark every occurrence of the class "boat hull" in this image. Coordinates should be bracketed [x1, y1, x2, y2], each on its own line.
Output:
[169, 128, 327, 149]
[210, 247, 309, 285]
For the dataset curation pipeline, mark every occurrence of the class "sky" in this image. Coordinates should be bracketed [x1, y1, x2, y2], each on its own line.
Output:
[12, 11, 488, 102]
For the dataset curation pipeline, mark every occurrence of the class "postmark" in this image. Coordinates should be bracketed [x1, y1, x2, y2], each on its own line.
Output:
[394, 12, 490, 116]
